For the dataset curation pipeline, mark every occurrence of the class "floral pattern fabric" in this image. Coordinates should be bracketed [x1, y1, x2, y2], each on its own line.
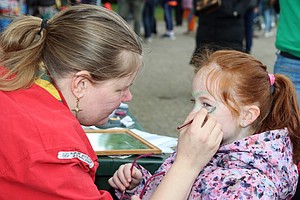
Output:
[119, 128, 299, 199]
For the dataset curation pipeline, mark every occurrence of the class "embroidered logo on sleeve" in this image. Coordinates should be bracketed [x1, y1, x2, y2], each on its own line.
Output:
[57, 151, 94, 168]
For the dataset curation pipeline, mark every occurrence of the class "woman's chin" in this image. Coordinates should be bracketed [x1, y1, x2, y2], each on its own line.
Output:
[95, 118, 109, 126]
[80, 118, 109, 127]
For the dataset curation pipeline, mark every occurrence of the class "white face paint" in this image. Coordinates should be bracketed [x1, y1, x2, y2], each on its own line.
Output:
[192, 91, 216, 114]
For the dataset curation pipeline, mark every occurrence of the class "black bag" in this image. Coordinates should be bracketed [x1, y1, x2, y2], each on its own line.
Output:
[194, 0, 222, 15]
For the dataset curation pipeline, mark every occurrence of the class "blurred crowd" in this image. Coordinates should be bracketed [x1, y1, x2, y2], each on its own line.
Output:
[0, 0, 279, 44]
[0, 1, 100, 19]
[0, 0, 103, 31]
[0, 0, 280, 58]
[115, 0, 279, 56]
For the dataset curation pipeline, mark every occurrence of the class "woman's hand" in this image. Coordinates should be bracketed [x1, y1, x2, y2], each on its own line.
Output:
[175, 108, 223, 172]
[108, 163, 142, 191]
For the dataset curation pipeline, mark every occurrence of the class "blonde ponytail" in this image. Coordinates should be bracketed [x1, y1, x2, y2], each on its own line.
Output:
[0, 16, 46, 91]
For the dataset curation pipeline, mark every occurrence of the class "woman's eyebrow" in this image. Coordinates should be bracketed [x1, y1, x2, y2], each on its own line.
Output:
[124, 82, 133, 89]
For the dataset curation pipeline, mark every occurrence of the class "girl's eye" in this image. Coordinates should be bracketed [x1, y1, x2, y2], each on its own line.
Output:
[202, 103, 216, 113]
[190, 98, 215, 113]
[202, 103, 211, 108]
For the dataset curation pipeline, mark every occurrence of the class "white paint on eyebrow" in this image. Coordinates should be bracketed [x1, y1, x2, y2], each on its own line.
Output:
[191, 91, 217, 114]
[192, 91, 208, 98]
[193, 102, 202, 112]
[192, 91, 207, 112]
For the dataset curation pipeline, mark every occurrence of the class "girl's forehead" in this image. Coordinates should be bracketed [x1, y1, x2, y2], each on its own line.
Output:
[193, 68, 222, 100]
[193, 71, 208, 90]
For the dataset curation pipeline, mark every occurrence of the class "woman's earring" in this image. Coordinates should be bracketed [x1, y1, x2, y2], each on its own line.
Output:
[72, 97, 82, 118]
[242, 121, 247, 127]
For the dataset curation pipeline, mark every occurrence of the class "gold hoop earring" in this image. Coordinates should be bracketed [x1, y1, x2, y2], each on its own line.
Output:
[72, 97, 82, 118]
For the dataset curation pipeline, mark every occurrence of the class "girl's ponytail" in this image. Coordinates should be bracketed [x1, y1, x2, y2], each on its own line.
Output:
[260, 74, 300, 163]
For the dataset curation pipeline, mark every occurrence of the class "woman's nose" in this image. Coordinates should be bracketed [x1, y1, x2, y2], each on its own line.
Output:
[121, 90, 132, 102]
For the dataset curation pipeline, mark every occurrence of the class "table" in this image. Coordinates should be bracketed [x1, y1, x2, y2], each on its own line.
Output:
[93, 109, 168, 197]
[95, 109, 144, 131]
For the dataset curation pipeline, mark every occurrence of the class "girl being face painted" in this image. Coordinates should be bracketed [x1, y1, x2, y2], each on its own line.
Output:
[191, 64, 246, 145]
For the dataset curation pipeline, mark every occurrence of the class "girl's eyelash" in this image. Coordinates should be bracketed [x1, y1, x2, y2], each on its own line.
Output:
[190, 98, 213, 109]
[203, 103, 211, 107]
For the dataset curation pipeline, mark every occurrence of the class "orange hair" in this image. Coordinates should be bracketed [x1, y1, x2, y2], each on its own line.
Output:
[193, 50, 300, 164]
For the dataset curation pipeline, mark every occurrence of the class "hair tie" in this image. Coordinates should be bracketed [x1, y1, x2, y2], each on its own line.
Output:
[38, 19, 48, 35]
[268, 73, 275, 86]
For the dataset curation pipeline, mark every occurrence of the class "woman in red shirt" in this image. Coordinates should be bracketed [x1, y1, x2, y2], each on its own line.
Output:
[0, 4, 224, 199]
[0, 4, 143, 200]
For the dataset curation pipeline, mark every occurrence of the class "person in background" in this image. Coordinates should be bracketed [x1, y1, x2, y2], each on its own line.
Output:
[142, 0, 158, 43]
[109, 50, 300, 199]
[25, 0, 39, 16]
[174, 0, 183, 26]
[0, 4, 143, 199]
[36, 0, 59, 19]
[0, 0, 20, 31]
[260, 0, 274, 37]
[274, 2, 300, 194]
[273, 0, 300, 107]
[243, 0, 258, 54]
[118, 0, 145, 36]
[190, 0, 250, 64]
[182, 0, 195, 34]
[161, 0, 177, 39]
[272, 0, 279, 14]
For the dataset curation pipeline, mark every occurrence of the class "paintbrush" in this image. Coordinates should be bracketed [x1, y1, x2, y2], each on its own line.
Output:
[176, 106, 216, 130]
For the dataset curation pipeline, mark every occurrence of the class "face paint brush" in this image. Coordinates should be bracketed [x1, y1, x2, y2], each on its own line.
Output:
[176, 106, 216, 130]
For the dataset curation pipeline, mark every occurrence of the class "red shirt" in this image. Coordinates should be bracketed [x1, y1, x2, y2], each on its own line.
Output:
[0, 83, 112, 199]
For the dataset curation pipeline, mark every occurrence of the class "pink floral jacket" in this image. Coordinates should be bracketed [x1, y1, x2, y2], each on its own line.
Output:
[118, 128, 299, 199]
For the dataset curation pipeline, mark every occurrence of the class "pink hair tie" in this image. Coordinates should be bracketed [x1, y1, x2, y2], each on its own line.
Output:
[268, 74, 275, 86]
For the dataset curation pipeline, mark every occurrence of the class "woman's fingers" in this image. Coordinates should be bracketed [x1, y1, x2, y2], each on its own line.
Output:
[178, 109, 208, 133]
[176, 108, 223, 170]
[202, 119, 223, 150]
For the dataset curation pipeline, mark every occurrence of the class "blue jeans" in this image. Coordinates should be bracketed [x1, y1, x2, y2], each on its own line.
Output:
[274, 52, 300, 106]
[243, 8, 254, 52]
[162, 1, 174, 31]
[143, 0, 157, 38]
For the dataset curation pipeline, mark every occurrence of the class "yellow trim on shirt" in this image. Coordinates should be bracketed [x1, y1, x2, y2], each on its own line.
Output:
[35, 79, 61, 101]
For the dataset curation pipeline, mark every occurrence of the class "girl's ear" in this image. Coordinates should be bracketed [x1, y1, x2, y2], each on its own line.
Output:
[71, 70, 91, 98]
[240, 105, 260, 127]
